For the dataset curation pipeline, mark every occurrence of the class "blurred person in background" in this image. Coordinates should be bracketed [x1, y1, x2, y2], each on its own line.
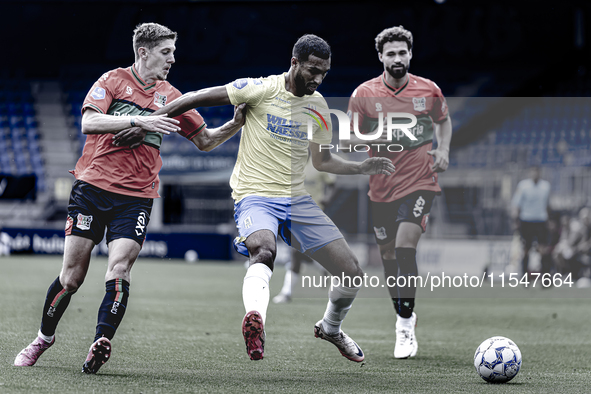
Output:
[537, 211, 561, 279]
[555, 207, 591, 284]
[511, 166, 551, 278]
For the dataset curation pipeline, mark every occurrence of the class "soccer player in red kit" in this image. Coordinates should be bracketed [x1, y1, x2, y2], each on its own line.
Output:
[14, 23, 245, 373]
[348, 25, 452, 359]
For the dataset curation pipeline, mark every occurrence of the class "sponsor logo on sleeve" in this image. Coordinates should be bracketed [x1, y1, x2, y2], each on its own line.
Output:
[232, 78, 249, 89]
[126, 86, 133, 95]
[90, 87, 106, 100]
[76, 213, 93, 231]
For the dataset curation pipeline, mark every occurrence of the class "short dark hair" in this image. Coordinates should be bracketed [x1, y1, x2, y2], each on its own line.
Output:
[133, 23, 177, 61]
[292, 34, 331, 62]
[375, 25, 413, 53]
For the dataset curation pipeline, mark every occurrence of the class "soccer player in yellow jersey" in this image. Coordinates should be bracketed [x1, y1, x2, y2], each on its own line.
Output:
[146, 34, 395, 362]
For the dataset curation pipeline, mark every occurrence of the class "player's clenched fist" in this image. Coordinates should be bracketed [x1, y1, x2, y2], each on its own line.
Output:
[360, 157, 395, 176]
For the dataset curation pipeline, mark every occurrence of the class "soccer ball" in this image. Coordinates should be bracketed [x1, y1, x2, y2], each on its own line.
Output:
[473, 336, 522, 383]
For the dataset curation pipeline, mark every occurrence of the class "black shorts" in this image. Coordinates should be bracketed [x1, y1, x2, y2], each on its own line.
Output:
[65, 180, 153, 246]
[518, 221, 548, 246]
[370, 191, 436, 245]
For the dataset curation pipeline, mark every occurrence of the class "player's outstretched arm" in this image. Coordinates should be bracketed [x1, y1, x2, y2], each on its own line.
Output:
[81, 108, 180, 136]
[112, 86, 233, 148]
[310, 142, 395, 175]
[190, 103, 247, 152]
[427, 116, 452, 173]
[152, 86, 232, 118]
[113, 86, 233, 147]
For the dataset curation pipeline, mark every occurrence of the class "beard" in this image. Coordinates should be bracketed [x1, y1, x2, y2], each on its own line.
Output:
[294, 70, 316, 96]
[386, 63, 408, 80]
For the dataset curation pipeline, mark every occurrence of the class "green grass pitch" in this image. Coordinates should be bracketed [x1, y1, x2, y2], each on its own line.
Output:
[1, 255, 590, 393]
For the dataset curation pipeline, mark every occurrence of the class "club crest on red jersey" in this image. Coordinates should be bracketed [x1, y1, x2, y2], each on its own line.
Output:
[412, 97, 426, 111]
[154, 92, 167, 108]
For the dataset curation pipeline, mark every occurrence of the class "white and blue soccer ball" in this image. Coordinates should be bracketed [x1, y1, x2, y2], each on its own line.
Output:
[474, 336, 522, 383]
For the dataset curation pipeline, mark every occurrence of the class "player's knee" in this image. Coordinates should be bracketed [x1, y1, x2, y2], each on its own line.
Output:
[60, 274, 83, 292]
[249, 247, 275, 271]
[351, 264, 364, 278]
[341, 257, 363, 278]
[107, 259, 133, 280]
[381, 250, 396, 260]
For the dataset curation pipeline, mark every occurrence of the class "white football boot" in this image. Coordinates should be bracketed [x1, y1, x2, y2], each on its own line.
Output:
[394, 312, 418, 359]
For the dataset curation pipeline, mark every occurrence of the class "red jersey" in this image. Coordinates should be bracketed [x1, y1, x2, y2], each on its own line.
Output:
[74, 65, 205, 198]
[348, 72, 448, 202]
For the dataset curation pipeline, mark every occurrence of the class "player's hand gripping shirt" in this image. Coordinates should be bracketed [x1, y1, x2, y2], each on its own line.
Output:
[226, 74, 332, 201]
[74, 65, 205, 198]
[348, 72, 449, 202]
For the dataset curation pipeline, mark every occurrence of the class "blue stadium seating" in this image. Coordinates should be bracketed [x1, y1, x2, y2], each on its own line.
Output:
[0, 78, 45, 192]
[450, 97, 591, 170]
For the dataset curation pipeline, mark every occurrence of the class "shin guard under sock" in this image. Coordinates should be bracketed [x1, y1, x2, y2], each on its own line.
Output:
[40, 276, 74, 337]
[94, 279, 130, 342]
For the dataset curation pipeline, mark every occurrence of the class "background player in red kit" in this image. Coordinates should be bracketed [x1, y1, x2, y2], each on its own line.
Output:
[348, 25, 452, 359]
[15, 23, 245, 373]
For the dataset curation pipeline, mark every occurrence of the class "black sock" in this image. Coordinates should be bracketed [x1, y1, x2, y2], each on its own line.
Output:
[94, 279, 130, 342]
[382, 258, 400, 312]
[395, 247, 417, 319]
[40, 276, 74, 337]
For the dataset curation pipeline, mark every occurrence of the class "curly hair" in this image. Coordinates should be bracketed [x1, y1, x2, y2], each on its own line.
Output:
[375, 26, 413, 53]
[133, 23, 177, 61]
[292, 34, 331, 62]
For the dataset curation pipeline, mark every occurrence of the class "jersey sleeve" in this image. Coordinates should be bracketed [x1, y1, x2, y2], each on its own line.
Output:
[430, 81, 449, 123]
[81, 71, 116, 115]
[225, 77, 267, 107]
[175, 109, 206, 140]
[169, 87, 207, 140]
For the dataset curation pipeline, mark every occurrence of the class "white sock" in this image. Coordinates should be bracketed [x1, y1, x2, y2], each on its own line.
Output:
[321, 285, 360, 335]
[243, 263, 273, 324]
[38, 329, 54, 344]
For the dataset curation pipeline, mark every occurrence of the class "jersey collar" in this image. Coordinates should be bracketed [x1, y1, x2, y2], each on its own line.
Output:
[381, 72, 409, 95]
[130, 64, 158, 91]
